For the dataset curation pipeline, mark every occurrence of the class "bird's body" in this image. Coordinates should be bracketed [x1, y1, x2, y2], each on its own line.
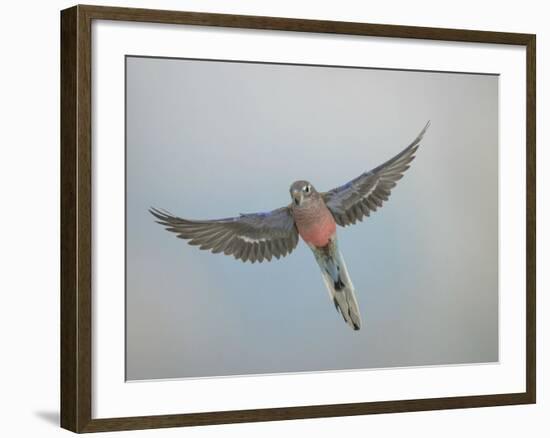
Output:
[292, 189, 336, 248]
[151, 122, 430, 330]
[290, 187, 360, 329]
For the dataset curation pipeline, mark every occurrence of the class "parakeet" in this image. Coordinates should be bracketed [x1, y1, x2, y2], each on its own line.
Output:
[150, 122, 429, 330]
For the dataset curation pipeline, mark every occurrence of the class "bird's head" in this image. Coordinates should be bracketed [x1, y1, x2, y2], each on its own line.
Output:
[290, 180, 317, 206]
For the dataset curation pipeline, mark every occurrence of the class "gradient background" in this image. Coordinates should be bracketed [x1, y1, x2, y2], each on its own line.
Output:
[125, 56, 498, 381]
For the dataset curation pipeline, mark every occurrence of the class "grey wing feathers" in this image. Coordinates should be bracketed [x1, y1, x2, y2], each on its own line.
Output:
[322, 122, 429, 227]
[150, 206, 299, 263]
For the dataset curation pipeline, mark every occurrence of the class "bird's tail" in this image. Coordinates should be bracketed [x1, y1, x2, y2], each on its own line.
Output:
[311, 239, 361, 331]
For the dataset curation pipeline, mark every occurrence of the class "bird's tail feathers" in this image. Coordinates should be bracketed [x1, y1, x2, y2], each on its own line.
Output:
[311, 241, 361, 331]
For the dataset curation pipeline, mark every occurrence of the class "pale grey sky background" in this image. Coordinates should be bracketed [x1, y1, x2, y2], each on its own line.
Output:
[125, 56, 498, 380]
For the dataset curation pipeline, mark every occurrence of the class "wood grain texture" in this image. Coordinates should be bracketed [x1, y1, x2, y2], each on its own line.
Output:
[61, 5, 93, 432]
[525, 34, 536, 403]
[60, 4, 536, 433]
[60, 5, 78, 432]
[79, 3, 534, 44]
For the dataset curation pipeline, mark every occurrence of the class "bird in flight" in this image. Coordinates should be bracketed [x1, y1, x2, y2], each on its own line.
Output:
[150, 122, 429, 331]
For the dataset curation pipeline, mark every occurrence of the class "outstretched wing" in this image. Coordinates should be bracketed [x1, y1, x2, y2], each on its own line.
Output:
[322, 122, 429, 227]
[150, 206, 299, 263]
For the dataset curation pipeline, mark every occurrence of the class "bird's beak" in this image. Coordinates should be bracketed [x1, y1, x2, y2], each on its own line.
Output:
[292, 189, 303, 206]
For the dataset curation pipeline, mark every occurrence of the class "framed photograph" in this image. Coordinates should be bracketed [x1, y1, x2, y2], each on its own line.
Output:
[60, 4, 536, 433]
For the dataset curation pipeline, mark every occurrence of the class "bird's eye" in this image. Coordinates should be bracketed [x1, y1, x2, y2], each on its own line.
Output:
[304, 185, 310, 193]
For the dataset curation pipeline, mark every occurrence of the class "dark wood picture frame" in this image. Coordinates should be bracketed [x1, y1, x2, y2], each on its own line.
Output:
[61, 4, 536, 433]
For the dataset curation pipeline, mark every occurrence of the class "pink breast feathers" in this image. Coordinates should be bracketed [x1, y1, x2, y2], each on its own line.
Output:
[296, 207, 337, 248]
